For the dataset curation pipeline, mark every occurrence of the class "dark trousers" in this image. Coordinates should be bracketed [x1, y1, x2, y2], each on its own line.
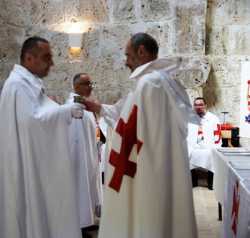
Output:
[191, 169, 198, 187]
[81, 225, 99, 238]
[81, 228, 92, 238]
[191, 169, 213, 190]
[207, 171, 213, 190]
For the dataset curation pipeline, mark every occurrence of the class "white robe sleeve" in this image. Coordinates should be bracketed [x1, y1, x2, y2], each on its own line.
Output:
[34, 98, 72, 125]
[100, 97, 127, 128]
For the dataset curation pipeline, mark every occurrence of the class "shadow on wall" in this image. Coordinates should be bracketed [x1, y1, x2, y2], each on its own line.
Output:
[202, 66, 219, 108]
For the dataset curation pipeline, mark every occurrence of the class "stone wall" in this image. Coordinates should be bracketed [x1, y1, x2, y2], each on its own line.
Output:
[0, 0, 249, 129]
[206, 0, 250, 126]
[0, 0, 206, 104]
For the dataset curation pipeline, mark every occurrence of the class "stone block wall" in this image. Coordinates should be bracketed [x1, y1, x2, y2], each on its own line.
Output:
[0, 0, 207, 104]
[206, 0, 250, 126]
[1, 0, 249, 131]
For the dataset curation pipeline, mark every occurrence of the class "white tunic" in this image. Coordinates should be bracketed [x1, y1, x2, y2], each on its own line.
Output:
[98, 58, 198, 238]
[188, 111, 221, 172]
[66, 92, 101, 228]
[0, 65, 81, 238]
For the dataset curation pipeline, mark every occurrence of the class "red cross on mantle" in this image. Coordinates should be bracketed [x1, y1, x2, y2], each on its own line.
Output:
[214, 124, 221, 144]
[109, 105, 143, 192]
[231, 180, 240, 236]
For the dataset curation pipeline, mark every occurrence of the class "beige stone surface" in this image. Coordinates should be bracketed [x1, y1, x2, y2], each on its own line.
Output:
[112, 0, 136, 22]
[1, 0, 249, 139]
[174, 2, 206, 54]
[77, 0, 109, 23]
[141, 0, 172, 21]
[0, 0, 207, 103]
[193, 187, 221, 238]
[205, 0, 250, 136]
[177, 56, 210, 88]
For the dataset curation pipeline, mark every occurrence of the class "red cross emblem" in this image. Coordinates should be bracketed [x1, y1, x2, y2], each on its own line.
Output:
[214, 124, 221, 144]
[231, 180, 240, 236]
[109, 105, 143, 192]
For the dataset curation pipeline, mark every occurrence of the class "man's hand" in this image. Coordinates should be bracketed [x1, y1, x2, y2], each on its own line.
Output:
[83, 98, 102, 114]
[70, 103, 85, 119]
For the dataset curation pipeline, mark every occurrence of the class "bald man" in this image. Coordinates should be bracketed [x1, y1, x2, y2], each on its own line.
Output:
[66, 73, 101, 237]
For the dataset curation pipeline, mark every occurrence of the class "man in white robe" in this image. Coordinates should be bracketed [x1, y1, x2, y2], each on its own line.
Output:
[83, 33, 198, 238]
[187, 97, 221, 189]
[0, 37, 83, 238]
[66, 73, 101, 234]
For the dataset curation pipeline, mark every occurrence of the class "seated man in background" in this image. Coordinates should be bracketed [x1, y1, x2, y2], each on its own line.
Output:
[187, 97, 221, 189]
[66, 73, 102, 238]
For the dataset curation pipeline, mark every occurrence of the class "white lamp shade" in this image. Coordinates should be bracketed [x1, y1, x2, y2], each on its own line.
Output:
[68, 33, 83, 48]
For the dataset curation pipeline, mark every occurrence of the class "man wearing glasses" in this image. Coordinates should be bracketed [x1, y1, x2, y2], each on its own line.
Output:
[66, 73, 101, 238]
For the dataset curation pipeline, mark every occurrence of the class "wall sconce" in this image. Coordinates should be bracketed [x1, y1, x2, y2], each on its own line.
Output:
[68, 32, 83, 56]
[65, 21, 88, 57]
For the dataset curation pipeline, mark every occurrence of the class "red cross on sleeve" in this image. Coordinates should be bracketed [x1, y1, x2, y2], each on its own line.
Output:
[109, 105, 143, 192]
[214, 124, 221, 144]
